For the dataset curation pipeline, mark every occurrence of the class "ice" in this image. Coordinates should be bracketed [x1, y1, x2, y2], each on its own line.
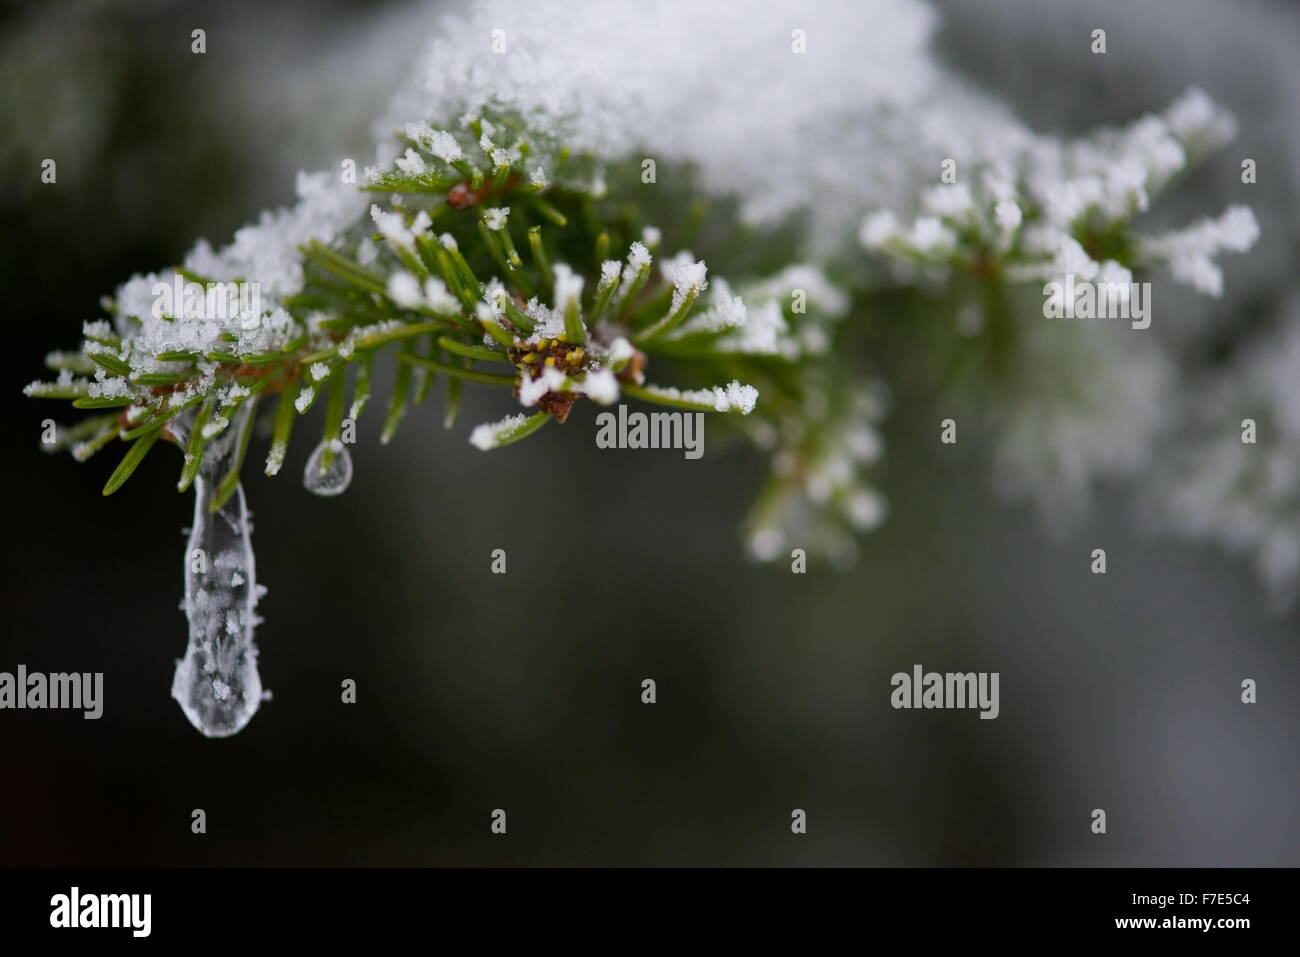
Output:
[424, 277, 459, 314]
[171, 402, 265, 738]
[469, 413, 528, 450]
[1141, 205, 1260, 297]
[303, 439, 353, 496]
[662, 256, 708, 309]
[644, 380, 759, 414]
[370, 203, 414, 249]
[580, 369, 619, 404]
[552, 264, 584, 310]
[387, 0, 1028, 253]
[395, 148, 426, 176]
[387, 272, 423, 308]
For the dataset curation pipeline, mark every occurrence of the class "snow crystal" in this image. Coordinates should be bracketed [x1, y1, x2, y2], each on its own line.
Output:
[922, 182, 974, 218]
[673, 277, 754, 341]
[25, 369, 87, 397]
[371, 203, 414, 248]
[404, 121, 464, 164]
[581, 368, 619, 404]
[425, 277, 460, 314]
[184, 170, 365, 302]
[429, 130, 464, 163]
[607, 337, 635, 367]
[82, 319, 116, 342]
[395, 148, 426, 176]
[490, 146, 516, 169]
[598, 260, 621, 289]
[1141, 205, 1260, 297]
[908, 217, 956, 253]
[518, 372, 550, 407]
[1164, 87, 1236, 151]
[626, 241, 651, 272]
[994, 200, 1022, 233]
[522, 299, 566, 342]
[719, 300, 784, 355]
[646, 380, 759, 414]
[387, 271, 424, 308]
[663, 255, 707, 298]
[390, 0, 1020, 252]
[264, 445, 286, 477]
[201, 416, 229, 440]
[552, 263, 584, 308]
[87, 375, 134, 400]
[704, 280, 747, 327]
[860, 211, 900, 250]
[469, 412, 530, 450]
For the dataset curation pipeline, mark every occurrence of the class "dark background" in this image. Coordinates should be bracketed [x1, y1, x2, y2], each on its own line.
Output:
[0, 0, 1295, 865]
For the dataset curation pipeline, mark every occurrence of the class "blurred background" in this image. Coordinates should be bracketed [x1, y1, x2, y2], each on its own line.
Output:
[0, 0, 1295, 866]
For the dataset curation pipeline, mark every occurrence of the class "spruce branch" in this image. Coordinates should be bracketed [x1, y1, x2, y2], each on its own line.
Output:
[25, 110, 793, 507]
[21, 78, 1259, 572]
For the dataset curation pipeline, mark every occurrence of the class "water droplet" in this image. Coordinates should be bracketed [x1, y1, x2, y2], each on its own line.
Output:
[172, 402, 265, 737]
[303, 440, 352, 496]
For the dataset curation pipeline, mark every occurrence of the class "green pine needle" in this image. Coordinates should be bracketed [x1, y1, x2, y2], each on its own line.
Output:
[179, 398, 215, 491]
[395, 353, 515, 386]
[102, 430, 161, 496]
[210, 398, 258, 513]
[265, 387, 297, 477]
[381, 357, 413, 445]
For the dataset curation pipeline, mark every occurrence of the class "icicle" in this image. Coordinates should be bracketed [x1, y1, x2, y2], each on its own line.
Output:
[172, 402, 265, 737]
[303, 439, 353, 496]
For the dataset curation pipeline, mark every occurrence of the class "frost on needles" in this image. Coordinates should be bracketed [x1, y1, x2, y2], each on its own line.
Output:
[25, 0, 1273, 734]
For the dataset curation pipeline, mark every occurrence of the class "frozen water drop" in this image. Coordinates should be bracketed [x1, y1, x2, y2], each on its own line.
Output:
[303, 440, 353, 496]
[172, 401, 265, 738]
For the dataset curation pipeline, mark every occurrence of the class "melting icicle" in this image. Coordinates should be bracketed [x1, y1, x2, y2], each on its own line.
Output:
[303, 439, 353, 496]
[172, 402, 265, 737]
